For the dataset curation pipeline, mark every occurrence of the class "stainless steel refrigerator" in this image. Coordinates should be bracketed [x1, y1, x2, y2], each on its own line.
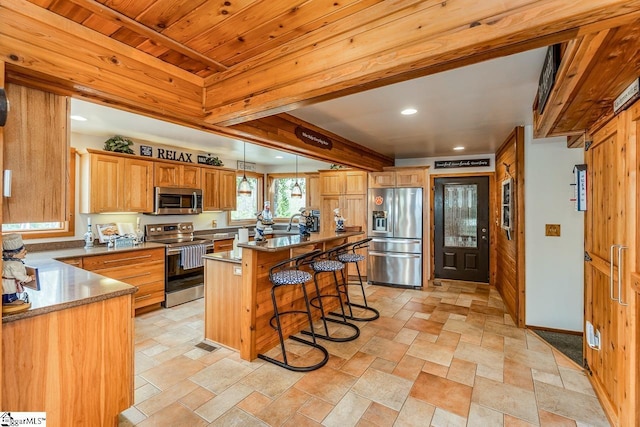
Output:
[367, 187, 423, 288]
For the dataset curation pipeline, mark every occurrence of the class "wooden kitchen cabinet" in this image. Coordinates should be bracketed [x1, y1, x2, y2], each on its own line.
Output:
[319, 170, 367, 195]
[306, 173, 320, 209]
[202, 168, 237, 211]
[214, 238, 234, 252]
[154, 162, 201, 188]
[369, 167, 427, 188]
[3, 83, 69, 224]
[58, 257, 83, 269]
[80, 150, 153, 213]
[319, 169, 368, 276]
[82, 248, 165, 312]
[204, 257, 242, 350]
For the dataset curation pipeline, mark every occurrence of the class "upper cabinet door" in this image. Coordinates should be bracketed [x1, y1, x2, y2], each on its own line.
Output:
[89, 154, 123, 212]
[154, 163, 180, 187]
[369, 172, 396, 188]
[123, 158, 153, 212]
[395, 168, 426, 187]
[344, 171, 367, 195]
[182, 165, 201, 188]
[3, 83, 69, 224]
[218, 170, 237, 211]
[320, 172, 344, 195]
[306, 173, 320, 209]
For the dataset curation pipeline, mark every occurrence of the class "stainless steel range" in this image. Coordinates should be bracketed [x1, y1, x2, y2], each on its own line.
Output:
[145, 222, 213, 308]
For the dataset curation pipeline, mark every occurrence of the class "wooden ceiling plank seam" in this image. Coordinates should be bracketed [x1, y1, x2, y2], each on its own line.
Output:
[110, 26, 149, 48]
[533, 31, 611, 138]
[80, 11, 123, 36]
[133, 0, 208, 33]
[215, 0, 385, 67]
[204, 0, 640, 124]
[3, 0, 204, 87]
[204, 0, 372, 66]
[0, 34, 203, 117]
[203, 0, 583, 110]
[101, 0, 155, 21]
[203, 0, 449, 85]
[0, 16, 202, 109]
[181, 0, 316, 63]
[49, 0, 93, 23]
[65, 0, 228, 72]
[161, 0, 256, 44]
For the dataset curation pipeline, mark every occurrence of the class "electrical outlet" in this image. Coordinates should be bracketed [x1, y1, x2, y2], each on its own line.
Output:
[545, 224, 561, 237]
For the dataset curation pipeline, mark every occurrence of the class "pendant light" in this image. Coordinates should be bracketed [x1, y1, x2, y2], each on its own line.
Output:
[238, 142, 252, 196]
[291, 155, 302, 198]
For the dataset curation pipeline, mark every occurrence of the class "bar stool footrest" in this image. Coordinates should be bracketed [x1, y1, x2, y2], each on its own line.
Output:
[329, 302, 380, 321]
[301, 316, 360, 342]
[258, 335, 329, 372]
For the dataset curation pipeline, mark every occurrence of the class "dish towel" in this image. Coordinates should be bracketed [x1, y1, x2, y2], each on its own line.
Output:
[180, 244, 207, 270]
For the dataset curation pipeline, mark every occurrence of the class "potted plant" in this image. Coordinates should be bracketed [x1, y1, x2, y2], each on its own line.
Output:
[104, 135, 134, 154]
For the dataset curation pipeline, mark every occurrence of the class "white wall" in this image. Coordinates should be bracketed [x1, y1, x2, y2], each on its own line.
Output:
[524, 125, 584, 332]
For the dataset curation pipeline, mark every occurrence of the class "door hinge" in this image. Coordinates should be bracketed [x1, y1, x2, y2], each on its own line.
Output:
[583, 359, 592, 375]
[584, 251, 592, 262]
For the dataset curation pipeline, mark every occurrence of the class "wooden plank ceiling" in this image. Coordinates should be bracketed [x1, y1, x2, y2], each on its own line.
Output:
[5, 0, 640, 168]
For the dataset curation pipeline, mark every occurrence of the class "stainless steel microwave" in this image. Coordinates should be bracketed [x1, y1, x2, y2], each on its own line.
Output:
[151, 187, 202, 215]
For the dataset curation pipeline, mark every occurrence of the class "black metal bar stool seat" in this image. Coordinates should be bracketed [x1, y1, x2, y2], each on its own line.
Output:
[258, 250, 329, 372]
[301, 251, 360, 342]
[332, 238, 380, 321]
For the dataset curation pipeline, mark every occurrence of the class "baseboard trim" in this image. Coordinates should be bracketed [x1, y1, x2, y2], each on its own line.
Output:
[526, 325, 583, 336]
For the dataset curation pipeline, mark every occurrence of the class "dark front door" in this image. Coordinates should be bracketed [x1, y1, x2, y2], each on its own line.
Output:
[434, 176, 490, 282]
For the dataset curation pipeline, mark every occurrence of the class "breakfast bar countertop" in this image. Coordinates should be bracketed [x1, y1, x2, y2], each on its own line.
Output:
[238, 231, 363, 252]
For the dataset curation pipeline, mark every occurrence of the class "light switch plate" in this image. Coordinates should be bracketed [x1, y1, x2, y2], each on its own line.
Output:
[545, 224, 561, 237]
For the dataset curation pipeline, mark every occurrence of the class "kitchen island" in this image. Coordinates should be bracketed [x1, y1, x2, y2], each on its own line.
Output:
[2, 254, 140, 426]
[218, 231, 363, 361]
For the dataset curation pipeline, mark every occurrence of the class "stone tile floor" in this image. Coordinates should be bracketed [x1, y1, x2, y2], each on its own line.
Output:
[119, 281, 609, 426]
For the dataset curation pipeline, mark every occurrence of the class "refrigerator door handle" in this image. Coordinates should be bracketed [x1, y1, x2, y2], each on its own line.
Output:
[369, 251, 421, 258]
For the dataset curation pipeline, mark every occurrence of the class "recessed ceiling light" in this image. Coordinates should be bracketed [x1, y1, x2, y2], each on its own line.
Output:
[453, 146, 465, 151]
[275, 155, 283, 159]
[70, 115, 87, 121]
[401, 108, 417, 116]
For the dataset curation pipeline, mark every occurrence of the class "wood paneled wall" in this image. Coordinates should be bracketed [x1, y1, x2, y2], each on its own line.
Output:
[494, 127, 526, 327]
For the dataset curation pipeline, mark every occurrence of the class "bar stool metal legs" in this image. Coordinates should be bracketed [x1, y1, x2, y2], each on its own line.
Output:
[301, 253, 360, 342]
[330, 238, 380, 321]
[258, 251, 329, 372]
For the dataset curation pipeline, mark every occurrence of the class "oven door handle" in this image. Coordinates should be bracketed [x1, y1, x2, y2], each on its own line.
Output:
[167, 243, 213, 255]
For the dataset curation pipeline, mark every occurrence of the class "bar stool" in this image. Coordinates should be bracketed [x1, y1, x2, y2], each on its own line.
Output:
[301, 249, 360, 342]
[330, 238, 379, 321]
[258, 250, 329, 372]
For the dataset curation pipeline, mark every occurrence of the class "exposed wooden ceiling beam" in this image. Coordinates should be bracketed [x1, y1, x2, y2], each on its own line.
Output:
[203, 0, 640, 126]
[229, 114, 394, 171]
[67, 0, 228, 72]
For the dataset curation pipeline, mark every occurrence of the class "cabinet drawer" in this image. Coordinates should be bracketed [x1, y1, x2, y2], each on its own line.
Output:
[214, 239, 234, 252]
[91, 260, 164, 286]
[83, 248, 164, 270]
[59, 257, 83, 268]
[134, 280, 165, 309]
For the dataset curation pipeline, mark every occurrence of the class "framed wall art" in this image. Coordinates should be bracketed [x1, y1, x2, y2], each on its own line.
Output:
[501, 178, 512, 230]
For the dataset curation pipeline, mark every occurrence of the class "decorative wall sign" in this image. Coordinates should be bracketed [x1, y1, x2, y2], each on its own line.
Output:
[537, 44, 561, 115]
[501, 178, 512, 230]
[613, 78, 639, 115]
[130, 141, 224, 166]
[573, 164, 587, 211]
[295, 126, 333, 150]
[237, 160, 256, 172]
[434, 158, 490, 169]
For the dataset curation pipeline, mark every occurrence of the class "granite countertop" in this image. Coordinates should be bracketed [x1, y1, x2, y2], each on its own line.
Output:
[2, 258, 136, 323]
[203, 251, 242, 264]
[238, 231, 363, 252]
[3, 243, 166, 323]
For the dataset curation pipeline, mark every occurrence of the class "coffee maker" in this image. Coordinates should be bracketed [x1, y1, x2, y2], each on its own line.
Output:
[309, 210, 320, 232]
